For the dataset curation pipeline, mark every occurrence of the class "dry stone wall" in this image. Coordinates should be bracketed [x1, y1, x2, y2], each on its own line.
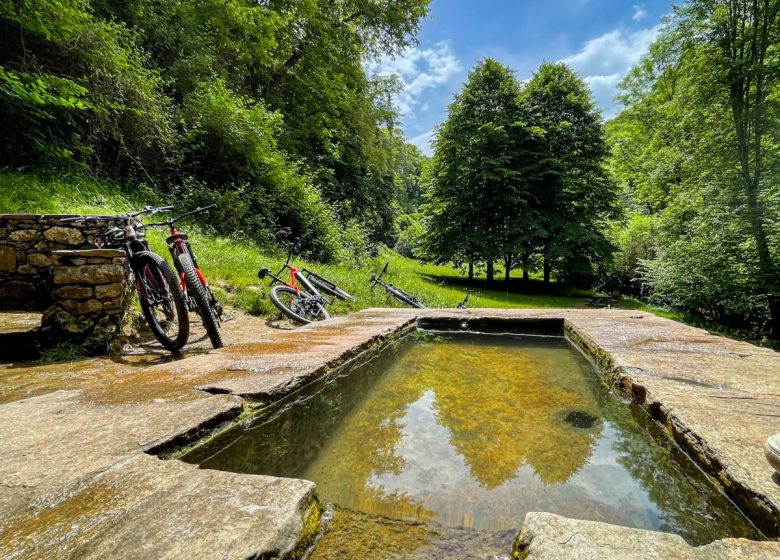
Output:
[0, 214, 130, 310]
[41, 249, 132, 353]
[0, 214, 135, 354]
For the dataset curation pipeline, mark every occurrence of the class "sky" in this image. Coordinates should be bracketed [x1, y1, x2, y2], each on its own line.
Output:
[369, 0, 675, 155]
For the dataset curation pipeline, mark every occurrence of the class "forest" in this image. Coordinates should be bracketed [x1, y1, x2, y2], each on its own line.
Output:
[1, 0, 779, 337]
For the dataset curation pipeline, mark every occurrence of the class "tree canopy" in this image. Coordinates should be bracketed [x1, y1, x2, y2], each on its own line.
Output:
[0, 0, 431, 258]
[607, 0, 780, 334]
[425, 59, 615, 285]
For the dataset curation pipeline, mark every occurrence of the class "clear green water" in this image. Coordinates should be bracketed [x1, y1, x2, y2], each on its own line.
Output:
[195, 332, 761, 550]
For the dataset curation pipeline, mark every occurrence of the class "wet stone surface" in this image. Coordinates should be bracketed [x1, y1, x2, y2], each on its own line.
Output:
[515, 512, 779, 560]
[0, 308, 779, 559]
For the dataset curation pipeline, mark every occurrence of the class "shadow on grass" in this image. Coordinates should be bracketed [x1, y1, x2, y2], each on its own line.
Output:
[418, 273, 588, 297]
[413, 273, 593, 309]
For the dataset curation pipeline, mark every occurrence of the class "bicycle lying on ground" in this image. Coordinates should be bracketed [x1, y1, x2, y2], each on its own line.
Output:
[369, 262, 425, 308]
[61, 206, 190, 351]
[258, 253, 353, 324]
[146, 205, 225, 349]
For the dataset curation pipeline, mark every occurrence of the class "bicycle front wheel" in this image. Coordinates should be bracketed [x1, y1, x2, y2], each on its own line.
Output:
[133, 251, 189, 351]
[178, 252, 224, 349]
[270, 286, 330, 325]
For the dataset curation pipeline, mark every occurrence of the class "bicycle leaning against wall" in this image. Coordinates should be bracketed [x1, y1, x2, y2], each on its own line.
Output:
[146, 204, 225, 349]
[60, 206, 190, 351]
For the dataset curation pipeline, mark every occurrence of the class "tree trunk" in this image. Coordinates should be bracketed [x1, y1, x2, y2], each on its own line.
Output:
[522, 251, 530, 281]
[543, 258, 551, 284]
[504, 254, 512, 283]
[770, 295, 780, 340]
[486, 260, 494, 283]
[468, 258, 474, 282]
[724, 0, 780, 293]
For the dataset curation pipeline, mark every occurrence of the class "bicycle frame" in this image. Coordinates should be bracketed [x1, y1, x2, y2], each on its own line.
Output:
[259, 253, 328, 302]
[147, 205, 217, 306]
[369, 262, 426, 309]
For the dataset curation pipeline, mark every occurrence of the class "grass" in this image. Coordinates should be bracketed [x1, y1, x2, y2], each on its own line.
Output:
[3, 169, 722, 332]
[1, 169, 598, 320]
[40, 343, 87, 364]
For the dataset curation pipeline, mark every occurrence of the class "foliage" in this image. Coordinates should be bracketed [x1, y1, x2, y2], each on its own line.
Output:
[522, 62, 617, 286]
[425, 59, 615, 287]
[395, 213, 426, 258]
[606, 1, 780, 334]
[425, 59, 538, 281]
[0, 0, 433, 261]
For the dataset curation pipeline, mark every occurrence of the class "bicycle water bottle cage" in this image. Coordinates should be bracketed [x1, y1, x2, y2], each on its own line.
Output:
[258, 268, 271, 279]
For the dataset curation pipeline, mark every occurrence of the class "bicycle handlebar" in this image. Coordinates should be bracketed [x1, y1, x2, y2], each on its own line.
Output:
[146, 204, 217, 228]
[59, 205, 174, 224]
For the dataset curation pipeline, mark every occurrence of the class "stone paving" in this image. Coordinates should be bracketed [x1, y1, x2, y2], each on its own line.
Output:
[1, 308, 779, 558]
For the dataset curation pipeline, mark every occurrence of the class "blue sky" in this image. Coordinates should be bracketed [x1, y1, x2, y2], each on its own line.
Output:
[369, 0, 674, 155]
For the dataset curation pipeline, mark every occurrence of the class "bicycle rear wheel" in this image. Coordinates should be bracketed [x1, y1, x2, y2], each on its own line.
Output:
[178, 253, 224, 349]
[133, 252, 189, 351]
[270, 286, 330, 324]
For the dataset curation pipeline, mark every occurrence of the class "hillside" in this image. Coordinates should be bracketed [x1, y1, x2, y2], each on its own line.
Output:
[0, 170, 600, 323]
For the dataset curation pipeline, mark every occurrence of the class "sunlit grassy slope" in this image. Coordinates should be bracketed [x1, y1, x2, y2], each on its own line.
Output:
[0, 170, 661, 320]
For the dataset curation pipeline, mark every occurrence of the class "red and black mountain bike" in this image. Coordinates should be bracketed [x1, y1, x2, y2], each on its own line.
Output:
[258, 252, 353, 324]
[147, 205, 225, 348]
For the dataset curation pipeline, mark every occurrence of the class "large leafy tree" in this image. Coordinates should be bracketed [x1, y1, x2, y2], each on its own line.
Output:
[684, 0, 780, 294]
[1, 0, 432, 258]
[523, 63, 616, 285]
[608, 2, 780, 335]
[425, 59, 539, 282]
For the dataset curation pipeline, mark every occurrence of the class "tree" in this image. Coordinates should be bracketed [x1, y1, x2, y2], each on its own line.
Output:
[685, 0, 780, 294]
[1, 0, 433, 260]
[523, 63, 616, 285]
[607, 4, 780, 335]
[425, 59, 539, 282]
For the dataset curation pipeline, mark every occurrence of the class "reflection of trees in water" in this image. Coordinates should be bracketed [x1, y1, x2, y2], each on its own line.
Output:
[424, 342, 601, 486]
[307, 337, 601, 512]
[201, 334, 759, 542]
[204, 335, 606, 522]
[608, 403, 761, 544]
[201, 341, 419, 478]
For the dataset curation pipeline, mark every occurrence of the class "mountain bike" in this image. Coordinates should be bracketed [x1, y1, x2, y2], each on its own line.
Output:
[146, 205, 225, 349]
[258, 253, 349, 324]
[369, 262, 425, 309]
[60, 206, 190, 351]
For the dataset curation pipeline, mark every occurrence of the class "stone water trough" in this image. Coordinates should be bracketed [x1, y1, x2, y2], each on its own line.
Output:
[0, 214, 133, 358]
[1, 309, 779, 559]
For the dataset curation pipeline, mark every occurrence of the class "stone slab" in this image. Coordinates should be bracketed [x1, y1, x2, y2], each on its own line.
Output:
[1, 453, 317, 560]
[563, 312, 780, 534]
[1, 307, 779, 558]
[514, 512, 778, 559]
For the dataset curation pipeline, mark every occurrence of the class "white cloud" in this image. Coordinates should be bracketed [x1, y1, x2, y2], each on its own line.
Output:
[560, 25, 661, 117]
[410, 129, 435, 156]
[632, 4, 648, 22]
[368, 42, 461, 118]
